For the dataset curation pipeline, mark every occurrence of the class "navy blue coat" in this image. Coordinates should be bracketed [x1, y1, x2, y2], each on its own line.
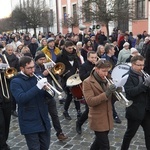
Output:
[10, 73, 51, 135]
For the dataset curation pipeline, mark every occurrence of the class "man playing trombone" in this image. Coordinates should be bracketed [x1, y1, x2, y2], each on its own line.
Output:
[0, 54, 11, 150]
[121, 55, 150, 149]
[34, 51, 68, 141]
[10, 56, 52, 150]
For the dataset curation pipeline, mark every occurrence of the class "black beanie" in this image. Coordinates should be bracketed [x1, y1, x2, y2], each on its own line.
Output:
[34, 52, 46, 62]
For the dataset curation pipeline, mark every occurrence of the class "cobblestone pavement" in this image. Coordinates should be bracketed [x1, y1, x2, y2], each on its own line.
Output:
[8, 100, 146, 150]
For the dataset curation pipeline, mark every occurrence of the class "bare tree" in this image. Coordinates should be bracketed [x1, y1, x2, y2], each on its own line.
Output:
[61, 14, 79, 34]
[82, 0, 135, 37]
[0, 18, 13, 32]
[41, 9, 55, 33]
[10, 6, 28, 32]
[9, 0, 50, 36]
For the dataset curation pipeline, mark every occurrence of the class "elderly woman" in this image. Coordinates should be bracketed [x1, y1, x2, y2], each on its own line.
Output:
[117, 42, 131, 64]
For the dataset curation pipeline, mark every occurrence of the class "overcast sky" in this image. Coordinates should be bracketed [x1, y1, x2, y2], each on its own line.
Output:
[0, 0, 19, 19]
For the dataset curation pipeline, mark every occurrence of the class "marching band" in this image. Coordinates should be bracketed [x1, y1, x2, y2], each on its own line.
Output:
[0, 31, 150, 150]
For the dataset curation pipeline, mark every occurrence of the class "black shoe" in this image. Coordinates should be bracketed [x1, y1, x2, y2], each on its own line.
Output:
[114, 116, 121, 124]
[77, 111, 82, 119]
[59, 99, 65, 104]
[11, 111, 18, 117]
[63, 111, 72, 120]
[76, 121, 82, 134]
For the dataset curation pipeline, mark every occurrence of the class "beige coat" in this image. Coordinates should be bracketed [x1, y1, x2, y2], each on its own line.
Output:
[83, 73, 113, 132]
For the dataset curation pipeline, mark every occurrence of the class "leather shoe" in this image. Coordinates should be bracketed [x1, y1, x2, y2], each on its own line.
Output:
[57, 132, 68, 141]
[76, 121, 82, 134]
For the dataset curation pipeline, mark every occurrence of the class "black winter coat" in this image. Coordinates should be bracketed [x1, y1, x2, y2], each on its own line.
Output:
[124, 68, 150, 120]
[56, 49, 81, 87]
[79, 60, 95, 81]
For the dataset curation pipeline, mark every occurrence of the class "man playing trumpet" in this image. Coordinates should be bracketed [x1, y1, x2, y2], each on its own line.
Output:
[121, 55, 150, 149]
[10, 56, 52, 150]
[82, 60, 121, 150]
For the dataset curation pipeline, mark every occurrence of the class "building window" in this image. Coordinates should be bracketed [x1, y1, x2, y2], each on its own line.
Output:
[72, 4, 77, 15]
[63, 6, 67, 21]
[84, 2, 91, 22]
[136, 0, 145, 18]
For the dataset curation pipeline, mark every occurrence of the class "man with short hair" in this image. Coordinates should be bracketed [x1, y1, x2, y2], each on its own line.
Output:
[56, 41, 82, 120]
[10, 56, 51, 150]
[34, 51, 68, 141]
[121, 55, 150, 149]
[76, 51, 97, 134]
[82, 60, 118, 150]
[101, 44, 121, 124]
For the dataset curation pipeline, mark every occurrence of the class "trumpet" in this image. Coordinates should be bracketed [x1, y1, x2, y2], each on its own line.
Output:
[105, 77, 132, 107]
[33, 73, 65, 100]
[141, 70, 149, 78]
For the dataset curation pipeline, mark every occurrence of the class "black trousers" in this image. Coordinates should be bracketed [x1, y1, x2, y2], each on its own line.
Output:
[48, 98, 62, 136]
[64, 87, 80, 112]
[90, 131, 110, 150]
[0, 102, 11, 149]
[111, 95, 118, 118]
[121, 111, 150, 150]
[78, 103, 89, 126]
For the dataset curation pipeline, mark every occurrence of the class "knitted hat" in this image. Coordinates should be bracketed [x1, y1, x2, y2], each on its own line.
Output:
[34, 52, 46, 61]
[16, 41, 23, 47]
[47, 37, 54, 43]
[130, 48, 138, 56]
[123, 42, 130, 47]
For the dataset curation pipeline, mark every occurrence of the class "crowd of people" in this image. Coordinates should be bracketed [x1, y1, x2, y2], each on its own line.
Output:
[0, 28, 150, 150]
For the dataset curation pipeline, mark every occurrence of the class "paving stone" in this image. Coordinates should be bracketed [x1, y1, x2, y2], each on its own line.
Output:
[8, 100, 146, 149]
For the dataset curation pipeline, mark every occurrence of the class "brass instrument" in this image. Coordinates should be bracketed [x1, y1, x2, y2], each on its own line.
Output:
[3, 54, 17, 79]
[33, 73, 65, 100]
[0, 68, 10, 99]
[105, 77, 132, 107]
[44, 53, 65, 91]
[141, 70, 149, 78]
[45, 54, 65, 75]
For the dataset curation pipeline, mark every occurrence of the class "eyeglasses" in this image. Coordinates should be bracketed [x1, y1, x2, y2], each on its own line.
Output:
[25, 66, 35, 70]
[134, 64, 144, 67]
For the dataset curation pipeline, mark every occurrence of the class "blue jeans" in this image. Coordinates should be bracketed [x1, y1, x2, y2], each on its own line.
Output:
[24, 130, 51, 150]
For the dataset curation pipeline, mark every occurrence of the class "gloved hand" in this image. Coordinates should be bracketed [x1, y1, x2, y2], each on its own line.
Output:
[143, 76, 150, 87]
[116, 86, 122, 93]
[105, 84, 116, 97]
[36, 78, 47, 89]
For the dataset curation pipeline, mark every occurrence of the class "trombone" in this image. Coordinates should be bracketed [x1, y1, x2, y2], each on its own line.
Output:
[3, 54, 17, 79]
[33, 73, 65, 100]
[0, 69, 10, 99]
[44, 54, 65, 90]
[105, 77, 132, 107]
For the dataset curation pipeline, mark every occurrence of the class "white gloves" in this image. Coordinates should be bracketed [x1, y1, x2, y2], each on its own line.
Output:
[36, 78, 47, 90]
